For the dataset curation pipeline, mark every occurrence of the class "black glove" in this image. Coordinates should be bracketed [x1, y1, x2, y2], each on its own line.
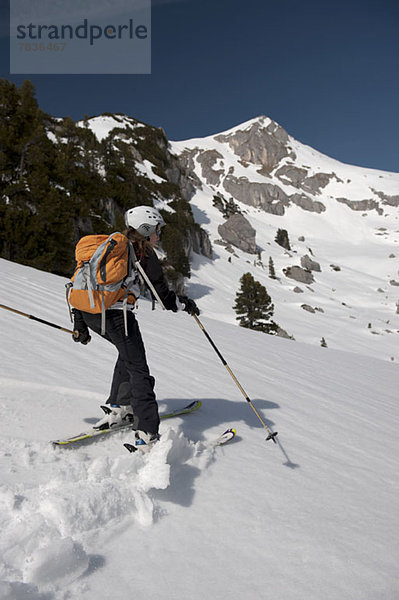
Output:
[178, 295, 200, 316]
[73, 328, 91, 344]
[72, 309, 91, 345]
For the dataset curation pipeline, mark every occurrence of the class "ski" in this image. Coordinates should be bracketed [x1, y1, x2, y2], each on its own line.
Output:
[52, 400, 202, 446]
[211, 427, 236, 446]
[124, 427, 237, 453]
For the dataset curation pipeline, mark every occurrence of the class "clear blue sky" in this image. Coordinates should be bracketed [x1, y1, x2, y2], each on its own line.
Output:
[1, 0, 399, 172]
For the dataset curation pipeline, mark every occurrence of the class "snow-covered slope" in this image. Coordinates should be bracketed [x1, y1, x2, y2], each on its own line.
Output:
[170, 116, 399, 362]
[1, 258, 398, 599]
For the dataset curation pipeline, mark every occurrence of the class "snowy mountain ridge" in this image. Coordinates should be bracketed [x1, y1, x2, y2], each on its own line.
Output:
[44, 110, 399, 362]
[166, 115, 399, 362]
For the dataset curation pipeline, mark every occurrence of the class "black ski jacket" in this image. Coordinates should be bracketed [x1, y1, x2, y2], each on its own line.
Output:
[139, 247, 179, 311]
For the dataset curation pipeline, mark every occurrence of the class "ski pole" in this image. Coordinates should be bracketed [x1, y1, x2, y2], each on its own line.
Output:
[0, 303, 76, 336]
[192, 313, 278, 443]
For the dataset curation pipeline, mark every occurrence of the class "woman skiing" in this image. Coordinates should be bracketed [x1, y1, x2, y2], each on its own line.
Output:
[71, 205, 199, 451]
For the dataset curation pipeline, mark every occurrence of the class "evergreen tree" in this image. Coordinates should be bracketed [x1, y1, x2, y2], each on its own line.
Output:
[0, 79, 200, 281]
[212, 195, 224, 213]
[212, 195, 241, 218]
[268, 256, 276, 279]
[223, 197, 241, 218]
[160, 197, 194, 278]
[233, 272, 279, 334]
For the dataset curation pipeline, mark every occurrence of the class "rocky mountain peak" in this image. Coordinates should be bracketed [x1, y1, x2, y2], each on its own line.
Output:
[215, 116, 293, 173]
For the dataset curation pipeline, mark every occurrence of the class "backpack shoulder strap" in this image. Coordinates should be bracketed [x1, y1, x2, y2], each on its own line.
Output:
[128, 242, 166, 311]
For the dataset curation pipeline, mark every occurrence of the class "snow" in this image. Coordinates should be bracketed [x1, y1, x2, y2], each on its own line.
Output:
[169, 119, 399, 363]
[76, 115, 144, 142]
[170, 115, 272, 151]
[183, 189, 399, 362]
[1, 257, 399, 599]
[135, 159, 166, 183]
[47, 131, 57, 144]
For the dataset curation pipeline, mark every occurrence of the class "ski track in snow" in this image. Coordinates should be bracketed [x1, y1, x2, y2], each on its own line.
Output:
[0, 422, 216, 594]
[1, 259, 399, 600]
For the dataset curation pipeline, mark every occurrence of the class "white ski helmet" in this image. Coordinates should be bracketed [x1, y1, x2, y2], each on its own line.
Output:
[124, 205, 165, 237]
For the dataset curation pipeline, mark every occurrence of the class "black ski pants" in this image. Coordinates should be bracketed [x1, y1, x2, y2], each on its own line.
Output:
[82, 310, 160, 435]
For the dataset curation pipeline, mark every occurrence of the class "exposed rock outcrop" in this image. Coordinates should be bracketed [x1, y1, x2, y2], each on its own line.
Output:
[169, 149, 203, 196]
[222, 176, 326, 215]
[222, 176, 288, 215]
[301, 255, 321, 272]
[215, 117, 294, 173]
[336, 198, 383, 214]
[275, 165, 308, 187]
[218, 213, 257, 254]
[371, 189, 399, 207]
[301, 304, 316, 313]
[301, 173, 332, 194]
[276, 326, 294, 340]
[184, 227, 213, 259]
[197, 150, 224, 186]
[283, 266, 315, 284]
[290, 193, 326, 213]
[275, 166, 332, 195]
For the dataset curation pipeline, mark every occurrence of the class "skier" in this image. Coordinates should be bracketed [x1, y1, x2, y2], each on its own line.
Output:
[71, 205, 199, 451]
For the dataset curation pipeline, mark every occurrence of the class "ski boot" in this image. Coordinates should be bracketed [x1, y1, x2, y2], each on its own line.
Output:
[94, 404, 135, 430]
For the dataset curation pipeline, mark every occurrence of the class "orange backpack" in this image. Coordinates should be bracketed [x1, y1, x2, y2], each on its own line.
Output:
[67, 232, 140, 335]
